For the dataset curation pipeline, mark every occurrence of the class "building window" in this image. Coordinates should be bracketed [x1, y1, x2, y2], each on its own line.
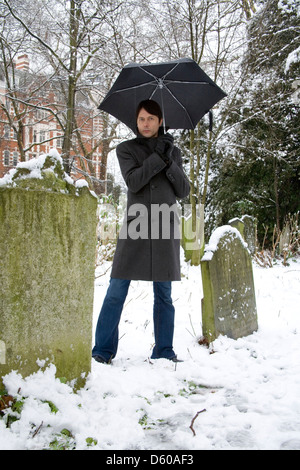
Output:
[36, 109, 48, 121]
[4, 125, 10, 139]
[3, 150, 10, 166]
[57, 134, 63, 148]
[40, 131, 46, 143]
[13, 151, 18, 166]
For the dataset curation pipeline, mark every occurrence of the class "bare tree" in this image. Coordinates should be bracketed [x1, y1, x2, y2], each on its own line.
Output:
[0, 0, 258, 202]
[2, 0, 123, 160]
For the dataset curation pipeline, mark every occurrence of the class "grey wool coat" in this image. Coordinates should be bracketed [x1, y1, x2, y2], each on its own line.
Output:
[111, 134, 190, 282]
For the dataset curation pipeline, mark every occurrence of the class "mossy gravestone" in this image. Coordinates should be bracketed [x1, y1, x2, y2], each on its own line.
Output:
[229, 215, 257, 256]
[0, 152, 97, 389]
[201, 226, 258, 343]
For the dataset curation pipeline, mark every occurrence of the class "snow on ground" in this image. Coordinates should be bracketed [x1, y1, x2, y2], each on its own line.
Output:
[1, 255, 300, 450]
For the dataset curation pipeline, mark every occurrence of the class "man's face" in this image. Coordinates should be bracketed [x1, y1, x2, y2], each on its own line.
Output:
[137, 108, 162, 138]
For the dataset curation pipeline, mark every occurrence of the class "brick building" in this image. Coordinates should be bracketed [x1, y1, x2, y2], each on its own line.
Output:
[0, 55, 103, 187]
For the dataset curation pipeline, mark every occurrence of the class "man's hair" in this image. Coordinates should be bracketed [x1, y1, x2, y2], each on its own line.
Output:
[136, 100, 163, 121]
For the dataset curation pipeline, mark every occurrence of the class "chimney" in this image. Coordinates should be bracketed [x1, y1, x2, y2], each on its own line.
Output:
[15, 54, 29, 71]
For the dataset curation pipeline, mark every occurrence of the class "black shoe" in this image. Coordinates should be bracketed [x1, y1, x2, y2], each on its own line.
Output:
[170, 356, 184, 363]
[93, 355, 110, 364]
[148, 356, 183, 363]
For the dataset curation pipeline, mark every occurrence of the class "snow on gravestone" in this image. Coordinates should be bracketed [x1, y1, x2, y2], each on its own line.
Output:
[201, 226, 258, 343]
[0, 151, 97, 389]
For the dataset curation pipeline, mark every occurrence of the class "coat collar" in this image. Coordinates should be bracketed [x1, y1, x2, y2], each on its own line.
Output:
[135, 126, 164, 146]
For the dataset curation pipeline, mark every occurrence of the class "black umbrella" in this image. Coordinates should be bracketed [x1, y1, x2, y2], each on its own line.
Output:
[98, 57, 226, 133]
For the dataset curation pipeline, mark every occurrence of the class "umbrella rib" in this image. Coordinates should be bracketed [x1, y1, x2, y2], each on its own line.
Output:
[164, 80, 212, 86]
[149, 85, 159, 100]
[161, 63, 180, 80]
[108, 81, 157, 95]
[163, 85, 195, 128]
[139, 66, 161, 81]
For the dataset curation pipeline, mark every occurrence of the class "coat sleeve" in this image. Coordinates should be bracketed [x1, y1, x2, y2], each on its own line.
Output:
[165, 148, 190, 199]
[116, 142, 166, 194]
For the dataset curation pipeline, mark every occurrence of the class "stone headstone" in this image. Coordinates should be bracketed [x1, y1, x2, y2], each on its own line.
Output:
[0, 152, 97, 389]
[229, 215, 257, 255]
[201, 225, 258, 343]
[228, 217, 245, 238]
[279, 223, 291, 255]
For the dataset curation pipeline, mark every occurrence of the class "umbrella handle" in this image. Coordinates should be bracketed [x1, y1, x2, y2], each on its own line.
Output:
[160, 88, 167, 133]
[209, 110, 213, 132]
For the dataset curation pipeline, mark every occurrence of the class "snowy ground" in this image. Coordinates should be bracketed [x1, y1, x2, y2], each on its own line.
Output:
[1, 254, 300, 451]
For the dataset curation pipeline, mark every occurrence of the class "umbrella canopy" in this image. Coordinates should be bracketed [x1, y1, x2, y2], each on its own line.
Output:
[98, 57, 227, 133]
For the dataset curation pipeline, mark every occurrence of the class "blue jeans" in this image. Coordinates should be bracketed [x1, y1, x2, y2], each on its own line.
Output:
[92, 278, 176, 362]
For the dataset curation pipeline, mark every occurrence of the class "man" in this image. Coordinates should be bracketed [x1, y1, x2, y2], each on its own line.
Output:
[92, 100, 190, 364]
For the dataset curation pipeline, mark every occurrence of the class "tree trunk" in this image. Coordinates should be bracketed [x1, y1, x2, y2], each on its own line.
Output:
[62, 0, 79, 162]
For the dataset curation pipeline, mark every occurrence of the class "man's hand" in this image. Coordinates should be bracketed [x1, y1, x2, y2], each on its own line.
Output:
[155, 133, 174, 162]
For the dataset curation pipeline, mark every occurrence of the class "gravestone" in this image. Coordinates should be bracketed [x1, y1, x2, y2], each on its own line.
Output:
[201, 225, 258, 343]
[228, 217, 245, 238]
[241, 215, 257, 255]
[229, 215, 257, 255]
[0, 151, 97, 389]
